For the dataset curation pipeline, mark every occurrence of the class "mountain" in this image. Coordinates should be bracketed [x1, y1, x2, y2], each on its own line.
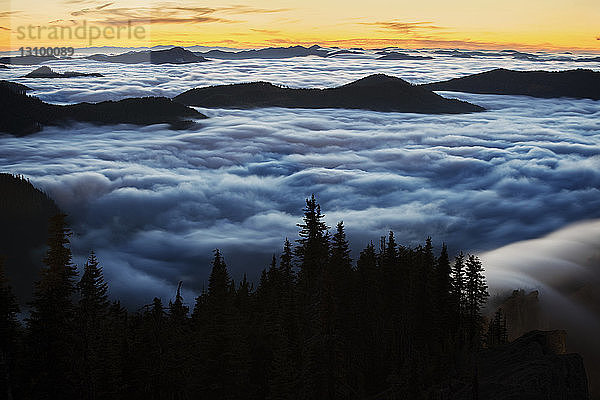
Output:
[422, 68, 600, 100]
[22, 65, 103, 78]
[0, 173, 61, 304]
[0, 55, 58, 65]
[87, 46, 207, 64]
[377, 51, 433, 60]
[197, 45, 329, 59]
[174, 74, 485, 114]
[0, 81, 206, 136]
[326, 49, 364, 57]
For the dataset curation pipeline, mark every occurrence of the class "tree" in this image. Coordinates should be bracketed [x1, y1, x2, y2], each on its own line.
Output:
[464, 255, 489, 347]
[168, 281, 189, 323]
[486, 309, 508, 348]
[295, 194, 330, 284]
[77, 251, 110, 400]
[27, 213, 79, 399]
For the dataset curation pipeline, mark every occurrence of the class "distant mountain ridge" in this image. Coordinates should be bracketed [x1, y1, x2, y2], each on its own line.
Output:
[22, 66, 103, 78]
[197, 45, 329, 59]
[422, 68, 600, 100]
[0, 80, 205, 136]
[87, 46, 207, 64]
[174, 74, 485, 114]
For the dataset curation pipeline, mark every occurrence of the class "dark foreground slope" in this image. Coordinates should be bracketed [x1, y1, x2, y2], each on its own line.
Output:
[87, 46, 207, 64]
[0, 80, 205, 136]
[453, 330, 590, 400]
[0, 173, 60, 304]
[174, 74, 484, 113]
[422, 68, 600, 100]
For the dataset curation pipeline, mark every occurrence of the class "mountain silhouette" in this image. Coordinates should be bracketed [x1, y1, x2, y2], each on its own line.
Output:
[326, 49, 364, 57]
[0, 55, 58, 65]
[22, 66, 103, 78]
[377, 51, 433, 60]
[422, 68, 600, 100]
[0, 81, 206, 136]
[198, 45, 329, 59]
[174, 74, 484, 113]
[87, 46, 207, 64]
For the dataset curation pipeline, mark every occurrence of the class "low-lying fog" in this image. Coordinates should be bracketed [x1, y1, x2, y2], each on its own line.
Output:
[0, 54, 599, 309]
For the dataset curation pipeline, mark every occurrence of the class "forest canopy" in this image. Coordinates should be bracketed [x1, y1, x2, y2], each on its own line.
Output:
[0, 194, 494, 400]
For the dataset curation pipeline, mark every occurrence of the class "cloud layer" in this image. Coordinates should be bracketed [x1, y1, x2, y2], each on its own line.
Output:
[0, 55, 599, 307]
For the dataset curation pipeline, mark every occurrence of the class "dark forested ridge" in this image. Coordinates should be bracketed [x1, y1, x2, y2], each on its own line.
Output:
[0, 173, 60, 304]
[421, 68, 600, 100]
[0, 194, 589, 400]
[173, 74, 485, 114]
[0, 81, 206, 136]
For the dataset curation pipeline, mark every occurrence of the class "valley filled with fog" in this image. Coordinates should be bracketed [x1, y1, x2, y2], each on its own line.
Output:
[0, 50, 599, 306]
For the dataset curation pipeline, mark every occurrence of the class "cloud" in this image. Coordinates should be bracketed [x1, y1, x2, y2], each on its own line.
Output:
[67, 3, 290, 26]
[361, 20, 443, 35]
[481, 219, 600, 392]
[250, 28, 281, 35]
[1, 55, 600, 309]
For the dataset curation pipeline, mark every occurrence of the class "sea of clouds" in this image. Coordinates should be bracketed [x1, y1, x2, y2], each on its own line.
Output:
[0, 53, 599, 307]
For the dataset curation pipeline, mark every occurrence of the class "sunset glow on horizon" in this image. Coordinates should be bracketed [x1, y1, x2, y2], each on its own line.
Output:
[1, 0, 599, 52]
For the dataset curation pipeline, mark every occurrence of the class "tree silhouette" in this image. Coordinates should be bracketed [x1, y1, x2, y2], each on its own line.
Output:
[27, 213, 79, 399]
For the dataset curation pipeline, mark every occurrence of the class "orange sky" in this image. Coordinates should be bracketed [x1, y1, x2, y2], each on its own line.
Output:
[1, 0, 599, 52]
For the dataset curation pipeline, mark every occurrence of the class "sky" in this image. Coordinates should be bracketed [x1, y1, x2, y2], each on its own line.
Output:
[1, 0, 599, 51]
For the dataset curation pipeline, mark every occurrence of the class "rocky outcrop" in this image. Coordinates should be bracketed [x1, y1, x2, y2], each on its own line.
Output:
[451, 330, 590, 400]
[497, 289, 544, 340]
[421, 68, 600, 100]
[174, 74, 485, 114]
[478, 330, 589, 399]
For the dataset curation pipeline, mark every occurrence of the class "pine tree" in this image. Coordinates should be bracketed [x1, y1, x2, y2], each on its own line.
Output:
[434, 244, 453, 343]
[464, 255, 489, 348]
[295, 194, 330, 285]
[451, 251, 466, 345]
[166, 281, 193, 400]
[486, 309, 508, 348]
[168, 281, 189, 323]
[0, 258, 20, 400]
[27, 213, 79, 399]
[77, 251, 110, 400]
[203, 250, 249, 399]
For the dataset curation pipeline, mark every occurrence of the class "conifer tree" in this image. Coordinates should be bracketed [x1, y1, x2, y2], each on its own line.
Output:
[168, 281, 189, 323]
[295, 194, 330, 284]
[77, 251, 110, 400]
[27, 213, 79, 399]
[486, 309, 508, 348]
[464, 255, 489, 347]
